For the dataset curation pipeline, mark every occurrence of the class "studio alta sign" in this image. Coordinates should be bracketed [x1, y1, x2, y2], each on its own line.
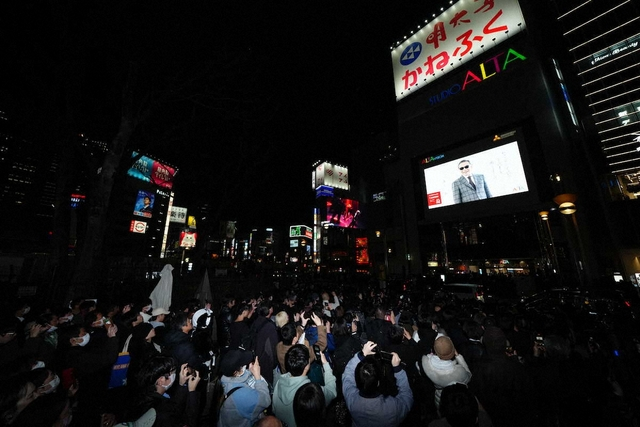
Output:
[428, 48, 526, 107]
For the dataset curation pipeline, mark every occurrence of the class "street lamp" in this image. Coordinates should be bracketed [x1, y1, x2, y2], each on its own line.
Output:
[553, 193, 587, 287]
[553, 193, 577, 215]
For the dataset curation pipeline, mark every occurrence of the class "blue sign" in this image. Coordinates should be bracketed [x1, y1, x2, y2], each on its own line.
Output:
[316, 185, 334, 199]
[400, 42, 422, 66]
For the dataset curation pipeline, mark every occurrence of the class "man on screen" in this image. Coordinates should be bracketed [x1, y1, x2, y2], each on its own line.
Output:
[452, 159, 492, 204]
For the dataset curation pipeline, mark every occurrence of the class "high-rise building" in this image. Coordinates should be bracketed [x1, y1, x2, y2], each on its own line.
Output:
[371, 0, 640, 286]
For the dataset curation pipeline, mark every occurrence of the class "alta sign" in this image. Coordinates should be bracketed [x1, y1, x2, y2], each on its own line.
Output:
[428, 48, 526, 107]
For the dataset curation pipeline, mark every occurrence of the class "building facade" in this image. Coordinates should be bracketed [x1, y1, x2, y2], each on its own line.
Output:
[375, 0, 640, 287]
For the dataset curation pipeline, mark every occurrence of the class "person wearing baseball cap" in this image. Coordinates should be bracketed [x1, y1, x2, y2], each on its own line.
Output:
[421, 334, 472, 411]
[218, 349, 271, 427]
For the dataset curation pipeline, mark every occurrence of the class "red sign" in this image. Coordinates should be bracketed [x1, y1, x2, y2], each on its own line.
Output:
[130, 220, 147, 234]
[427, 192, 443, 206]
[180, 231, 197, 248]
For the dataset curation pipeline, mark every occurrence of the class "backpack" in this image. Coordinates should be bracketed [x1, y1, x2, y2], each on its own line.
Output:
[211, 376, 242, 422]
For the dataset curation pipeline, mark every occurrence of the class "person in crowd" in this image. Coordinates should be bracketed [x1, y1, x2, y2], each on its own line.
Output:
[274, 311, 289, 329]
[458, 320, 485, 371]
[272, 344, 337, 427]
[228, 302, 252, 350]
[118, 309, 144, 350]
[251, 303, 279, 385]
[55, 322, 119, 425]
[10, 299, 32, 345]
[127, 322, 159, 387]
[331, 313, 364, 383]
[526, 333, 600, 427]
[469, 326, 536, 427]
[342, 341, 413, 427]
[150, 307, 170, 348]
[217, 295, 236, 350]
[364, 305, 394, 348]
[163, 312, 207, 374]
[384, 324, 422, 381]
[276, 312, 324, 374]
[67, 298, 85, 326]
[293, 382, 326, 427]
[13, 368, 75, 426]
[321, 291, 340, 318]
[254, 415, 284, 427]
[133, 356, 201, 427]
[302, 305, 333, 355]
[422, 335, 472, 410]
[0, 317, 44, 377]
[0, 373, 39, 426]
[218, 348, 270, 427]
[428, 383, 493, 427]
[281, 293, 299, 323]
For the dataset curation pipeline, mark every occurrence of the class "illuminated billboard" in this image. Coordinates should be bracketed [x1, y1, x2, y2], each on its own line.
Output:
[133, 190, 155, 218]
[391, 0, 526, 101]
[127, 151, 177, 189]
[180, 231, 197, 248]
[424, 141, 529, 209]
[130, 220, 147, 234]
[313, 162, 349, 190]
[419, 127, 540, 222]
[169, 206, 187, 223]
[289, 225, 313, 239]
[356, 237, 369, 265]
[326, 197, 364, 229]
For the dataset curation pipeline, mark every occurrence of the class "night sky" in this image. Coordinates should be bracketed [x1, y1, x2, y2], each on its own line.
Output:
[1, 1, 433, 231]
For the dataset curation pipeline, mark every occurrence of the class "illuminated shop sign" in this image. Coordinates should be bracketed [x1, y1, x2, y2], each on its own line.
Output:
[421, 154, 445, 165]
[372, 192, 387, 202]
[576, 33, 640, 72]
[289, 225, 313, 238]
[313, 162, 349, 190]
[169, 206, 187, 223]
[427, 48, 527, 107]
[127, 151, 177, 189]
[391, 0, 526, 100]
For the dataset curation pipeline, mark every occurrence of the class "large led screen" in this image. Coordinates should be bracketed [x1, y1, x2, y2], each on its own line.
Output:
[326, 197, 365, 229]
[424, 141, 528, 209]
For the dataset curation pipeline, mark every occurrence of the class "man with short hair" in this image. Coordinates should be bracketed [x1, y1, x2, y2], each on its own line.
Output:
[163, 312, 207, 374]
[272, 344, 337, 427]
[452, 159, 492, 204]
[276, 312, 324, 373]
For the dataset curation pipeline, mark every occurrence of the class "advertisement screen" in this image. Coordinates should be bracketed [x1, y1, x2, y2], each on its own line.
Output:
[133, 190, 155, 218]
[127, 152, 177, 189]
[418, 127, 542, 223]
[326, 197, 365, 229]
[356, 237, 369, 265]
[424, 141, 529, 209]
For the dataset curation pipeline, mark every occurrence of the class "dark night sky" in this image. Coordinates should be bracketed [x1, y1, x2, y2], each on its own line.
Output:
[0, 1, 435, 231]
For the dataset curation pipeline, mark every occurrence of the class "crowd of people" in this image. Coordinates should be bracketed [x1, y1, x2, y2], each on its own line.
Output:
[1, 277, 640, 427]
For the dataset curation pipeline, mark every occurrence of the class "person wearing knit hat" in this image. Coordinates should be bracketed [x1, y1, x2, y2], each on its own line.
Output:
[421, 334, 472, 410]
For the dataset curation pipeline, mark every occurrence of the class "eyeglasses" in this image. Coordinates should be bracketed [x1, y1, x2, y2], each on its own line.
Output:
[459, 165, 470, 170]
